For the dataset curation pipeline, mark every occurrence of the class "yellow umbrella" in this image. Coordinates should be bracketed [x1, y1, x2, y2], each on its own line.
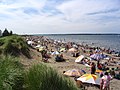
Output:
[77, 74, 100, 85]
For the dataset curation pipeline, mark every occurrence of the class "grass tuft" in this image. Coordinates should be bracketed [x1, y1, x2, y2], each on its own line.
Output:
[25, 64, 79, 90]
[0, 55, 24, 90]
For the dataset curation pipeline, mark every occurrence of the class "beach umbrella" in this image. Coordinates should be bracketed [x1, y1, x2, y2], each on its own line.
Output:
[63, 69, 82, 77]
[75, 55, 84, 63]
[68, 48, 77, 52]
[77, 74, 100, 85]
[90, 53, 105, 60]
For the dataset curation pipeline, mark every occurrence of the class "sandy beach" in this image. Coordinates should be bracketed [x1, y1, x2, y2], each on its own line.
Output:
[24, 35, 120, 90]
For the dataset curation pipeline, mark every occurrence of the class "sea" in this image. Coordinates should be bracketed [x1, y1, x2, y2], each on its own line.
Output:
[38, 34, 120, 52]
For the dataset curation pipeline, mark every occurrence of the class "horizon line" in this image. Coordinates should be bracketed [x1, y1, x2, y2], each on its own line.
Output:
[22, 33, 120, 35]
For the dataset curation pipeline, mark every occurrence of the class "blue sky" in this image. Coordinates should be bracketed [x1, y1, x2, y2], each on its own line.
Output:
[0, 0, 120, 34]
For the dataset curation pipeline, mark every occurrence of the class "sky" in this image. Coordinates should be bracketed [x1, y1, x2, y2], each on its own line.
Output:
[0, 0, 120, 34]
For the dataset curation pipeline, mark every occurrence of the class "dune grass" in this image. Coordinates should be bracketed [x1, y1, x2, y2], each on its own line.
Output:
[0, 35, 31, 58]
[0, 55, 24, 90]
[0, 57, 79, 90]
[25, 64, 79, 90]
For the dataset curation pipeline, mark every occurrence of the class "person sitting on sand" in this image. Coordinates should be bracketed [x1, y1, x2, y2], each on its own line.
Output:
[110, 68, 115, 78]
[98, 64, 103, 70]
[101, 64, 106, 71]
[55, 54, 65, 62]
[115, 71, 120, 80]
[41, 50, 50, 62]
[71, 52, 76, 57]
[106, 67, 110, 73]
[115, 67, 119, 71]
[76, 51, 80, 57]
[100, 72, 104, 78]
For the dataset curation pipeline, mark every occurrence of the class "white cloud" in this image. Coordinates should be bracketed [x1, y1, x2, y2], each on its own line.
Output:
[0, 0, 120, 34]
[57, 0, 120, 22]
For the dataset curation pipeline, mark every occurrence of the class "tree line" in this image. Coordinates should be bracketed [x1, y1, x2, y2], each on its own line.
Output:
[0, 28, 13, 37]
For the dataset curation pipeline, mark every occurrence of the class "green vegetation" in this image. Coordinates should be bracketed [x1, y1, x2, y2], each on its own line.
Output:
[0, 35, 79, 90]
[0, 35, 31, 58]
[25, 64, 78, 90]
[0, 55, 24, 90]
[0, 55, 78, 90]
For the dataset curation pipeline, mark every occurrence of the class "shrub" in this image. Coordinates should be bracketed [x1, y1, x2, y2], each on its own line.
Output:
[25, 64, 78, 90]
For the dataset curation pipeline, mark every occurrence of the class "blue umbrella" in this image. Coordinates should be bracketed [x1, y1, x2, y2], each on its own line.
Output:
[90, 53, 105, 60]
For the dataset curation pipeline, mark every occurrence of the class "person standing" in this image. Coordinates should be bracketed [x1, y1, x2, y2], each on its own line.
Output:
[90, 62, 96, 74]
[100, 72, 112, 90]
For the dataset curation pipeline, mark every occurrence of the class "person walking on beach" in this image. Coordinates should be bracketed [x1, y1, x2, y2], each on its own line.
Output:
[90, 62, 96, 74]
[100, 72, 112, 90]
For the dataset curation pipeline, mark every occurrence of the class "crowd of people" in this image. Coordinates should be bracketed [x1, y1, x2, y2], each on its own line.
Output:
[24, 35, 120, 90]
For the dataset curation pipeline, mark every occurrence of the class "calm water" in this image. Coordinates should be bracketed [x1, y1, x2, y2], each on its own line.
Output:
[43, 34, 120, 52]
